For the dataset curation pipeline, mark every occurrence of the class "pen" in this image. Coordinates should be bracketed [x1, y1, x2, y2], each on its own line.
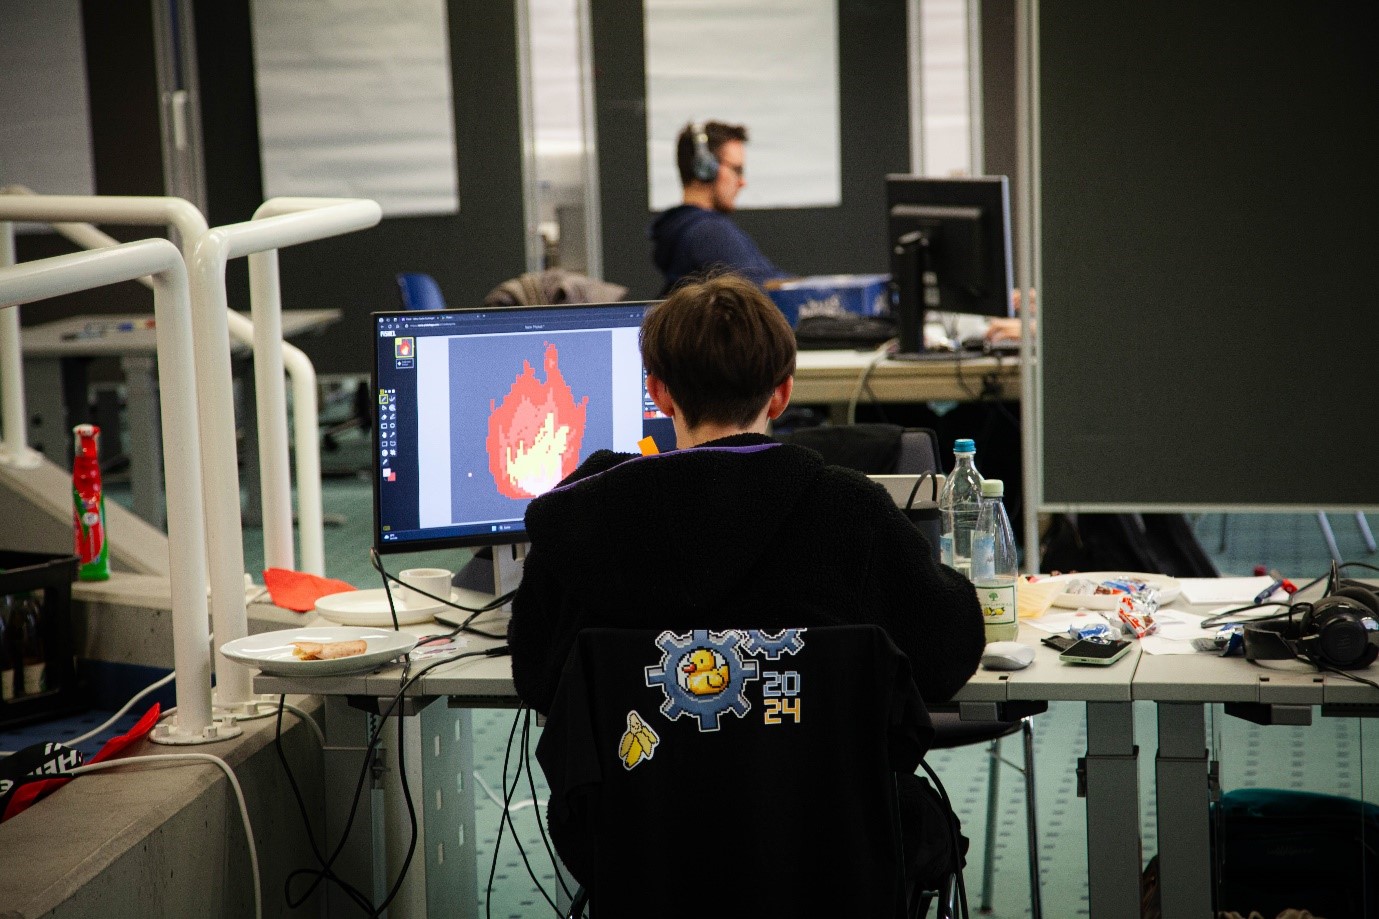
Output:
[1253, 580, 1284, 604]
[1257, 576, 1296, 604]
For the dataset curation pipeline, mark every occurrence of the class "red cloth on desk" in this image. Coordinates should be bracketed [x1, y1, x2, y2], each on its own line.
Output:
[262, 567, 356, 612]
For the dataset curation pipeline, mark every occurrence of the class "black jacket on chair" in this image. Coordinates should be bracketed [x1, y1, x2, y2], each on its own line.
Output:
[538, 625, 933, 918]
[509, 433, 984, 716]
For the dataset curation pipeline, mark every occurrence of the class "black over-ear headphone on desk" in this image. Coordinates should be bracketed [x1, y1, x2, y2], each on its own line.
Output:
[1242, 578, 1379, 670]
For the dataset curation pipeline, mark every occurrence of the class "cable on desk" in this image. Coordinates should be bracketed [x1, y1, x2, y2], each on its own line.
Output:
[917, 758, 970, 919]
[487, 707, 563, 917]
[846, 343, 892, 425]
[67, 754, 262, 919]
[274, 647, 508, 915]
[520, 709, 572, 904]
[370, 547, 514, 638]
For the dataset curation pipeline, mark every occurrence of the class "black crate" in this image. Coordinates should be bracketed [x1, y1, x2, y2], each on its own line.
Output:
[0, 550, 89, 730]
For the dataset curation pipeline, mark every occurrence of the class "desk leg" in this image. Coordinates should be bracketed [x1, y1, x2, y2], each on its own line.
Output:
[323, 697, 383, 916]
[1083, 701, 1141, 919]
[121, 355, 166, 530]
[1155, 702, 1212, 918]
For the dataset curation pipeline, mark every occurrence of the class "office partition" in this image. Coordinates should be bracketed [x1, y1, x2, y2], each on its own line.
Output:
[1036, 0, 1379, 509]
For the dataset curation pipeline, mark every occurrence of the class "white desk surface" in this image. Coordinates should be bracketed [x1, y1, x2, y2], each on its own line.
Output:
[20, 309, 341, 357]
[791, 348, 1021, 405]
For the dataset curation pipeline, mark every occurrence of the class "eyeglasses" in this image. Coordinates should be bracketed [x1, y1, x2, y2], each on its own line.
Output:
[719, 161, 745, 180]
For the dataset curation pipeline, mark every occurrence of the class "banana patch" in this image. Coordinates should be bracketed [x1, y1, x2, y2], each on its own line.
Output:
[617, 710, 660, 769]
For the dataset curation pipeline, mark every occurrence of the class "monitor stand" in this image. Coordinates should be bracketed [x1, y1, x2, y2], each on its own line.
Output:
[890, 229, 948, 361]
[450, 543, 525, 610]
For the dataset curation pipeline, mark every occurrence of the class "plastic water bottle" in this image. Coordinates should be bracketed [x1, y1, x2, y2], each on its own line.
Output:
[938, 438, 983, 578]
[972, 479, 1019, 642]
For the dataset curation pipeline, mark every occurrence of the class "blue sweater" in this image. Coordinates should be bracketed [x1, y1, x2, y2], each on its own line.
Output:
[648, 204, 788, 296]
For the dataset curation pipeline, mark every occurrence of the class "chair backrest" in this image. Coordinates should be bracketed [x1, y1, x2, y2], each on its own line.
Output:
[782, 424, 942, 561]
[781, 423, 939, 476]
[537, 624, 932, 919]
[395, 272, 446, 311]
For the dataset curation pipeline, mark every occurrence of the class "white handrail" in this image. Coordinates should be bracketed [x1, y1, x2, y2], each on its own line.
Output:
[0, 189, 368, 710]
[0, 220, 40, 468]
[0, 191, 253, 710]
[0, 188, 329, 573]
[0, 240, 221, 743]
[243, 198, 382, 575]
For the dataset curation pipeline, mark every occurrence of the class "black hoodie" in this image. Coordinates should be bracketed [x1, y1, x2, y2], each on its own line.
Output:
[648, 204, 787, 295]
[508, 434, 984, 713]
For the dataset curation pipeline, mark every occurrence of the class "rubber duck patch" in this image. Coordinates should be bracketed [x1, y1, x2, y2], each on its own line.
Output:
[641, 628, 809, 735]
[644, 629, 759, 731]
[617, 711, 660, 769]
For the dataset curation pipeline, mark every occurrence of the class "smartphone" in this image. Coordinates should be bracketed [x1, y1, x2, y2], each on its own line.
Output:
[1059, 638, 1132, 666]
[1041, 634, 1078, 653]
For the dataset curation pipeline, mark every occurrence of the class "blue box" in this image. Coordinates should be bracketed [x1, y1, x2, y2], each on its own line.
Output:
[767, 274, 891, 327]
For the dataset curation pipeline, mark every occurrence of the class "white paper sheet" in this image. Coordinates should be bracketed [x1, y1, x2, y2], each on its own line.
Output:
[1176, 576, 1278, 605]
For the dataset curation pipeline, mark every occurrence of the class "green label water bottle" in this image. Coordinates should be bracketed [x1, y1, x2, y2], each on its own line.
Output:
[972, 478, 1018, 642]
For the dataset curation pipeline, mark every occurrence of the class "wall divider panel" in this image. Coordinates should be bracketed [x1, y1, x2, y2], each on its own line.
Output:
[1037, 0, 1379, 509]
[195, 0, 529, 375]
[590, 0, 911, 300]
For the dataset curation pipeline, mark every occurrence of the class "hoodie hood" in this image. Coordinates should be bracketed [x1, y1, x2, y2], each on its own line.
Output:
[523, 437, 827, 615]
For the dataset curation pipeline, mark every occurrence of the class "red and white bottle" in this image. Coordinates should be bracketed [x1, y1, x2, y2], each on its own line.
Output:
[72, 424, 109, 581]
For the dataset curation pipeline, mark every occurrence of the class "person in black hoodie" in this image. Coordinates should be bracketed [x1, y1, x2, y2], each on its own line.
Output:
[648, 120, 790, 296]
[508, 272, 985, 894]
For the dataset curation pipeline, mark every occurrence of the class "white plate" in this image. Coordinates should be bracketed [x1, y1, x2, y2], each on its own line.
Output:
[219, 626, 418, 677]
[1038, 571, 1182, 610]
[314, 587, 454, 626]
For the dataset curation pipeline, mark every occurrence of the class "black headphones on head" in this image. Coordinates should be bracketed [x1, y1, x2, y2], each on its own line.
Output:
[1242, 578, 1379, 670]
[688, 121, 719, 183]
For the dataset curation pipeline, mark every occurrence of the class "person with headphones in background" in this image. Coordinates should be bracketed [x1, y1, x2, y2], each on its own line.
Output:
[649, 120, 791, 296]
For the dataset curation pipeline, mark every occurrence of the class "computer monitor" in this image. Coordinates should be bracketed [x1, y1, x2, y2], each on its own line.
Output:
[371, 301, 674, 553]
[885, 175, 1015, 356]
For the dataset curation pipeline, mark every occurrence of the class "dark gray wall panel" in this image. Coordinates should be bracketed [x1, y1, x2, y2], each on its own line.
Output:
[593, 0, 911, 300]
[1039, 0, 1379, 506]
[195, 0, 529, 375]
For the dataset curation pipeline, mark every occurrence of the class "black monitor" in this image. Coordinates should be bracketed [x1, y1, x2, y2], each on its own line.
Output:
[371, 301, 674, 553]
[885, 175, 1014, 356]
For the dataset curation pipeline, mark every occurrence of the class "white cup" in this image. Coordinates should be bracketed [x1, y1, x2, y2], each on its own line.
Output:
[399, 567, 451, 607]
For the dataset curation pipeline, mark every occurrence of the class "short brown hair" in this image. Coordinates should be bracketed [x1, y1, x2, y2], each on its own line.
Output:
[676, 121, 748, 187]
[641, 273, 796, 429]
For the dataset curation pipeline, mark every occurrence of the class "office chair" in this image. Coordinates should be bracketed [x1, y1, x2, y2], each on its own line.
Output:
[395, 271, 446, 311]
[538, 625, 957, 919]
[780, 422, 1044, 917]
[322, 272, 446, 454]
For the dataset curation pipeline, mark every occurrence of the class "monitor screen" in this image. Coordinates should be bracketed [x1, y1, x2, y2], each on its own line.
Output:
[372, 301, 674, 553]
[885, 175, 1014, 355]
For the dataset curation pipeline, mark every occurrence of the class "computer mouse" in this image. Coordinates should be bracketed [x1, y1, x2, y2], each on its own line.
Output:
[981, 640, 1035, 671]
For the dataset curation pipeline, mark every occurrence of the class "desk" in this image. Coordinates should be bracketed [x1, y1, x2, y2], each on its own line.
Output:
[792, 349, 1021, 422]
[21, 309, 339, 527]
[1131, 589, 1379, 919]
[253, 614, 1144, 918]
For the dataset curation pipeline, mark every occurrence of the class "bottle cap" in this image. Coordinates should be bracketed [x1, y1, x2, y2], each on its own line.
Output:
[981, 479, 1004, 497]
[954, 438, 975, 454]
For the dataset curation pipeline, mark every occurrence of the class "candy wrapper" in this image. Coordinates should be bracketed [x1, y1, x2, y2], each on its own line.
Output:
[1067, 616, 1119, 641]
[1116, 595, 1158, 638]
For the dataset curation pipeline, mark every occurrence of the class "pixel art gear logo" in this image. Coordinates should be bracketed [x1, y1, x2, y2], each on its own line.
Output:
[644, 629, 759, 731]
[742, 628, 806, 660]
